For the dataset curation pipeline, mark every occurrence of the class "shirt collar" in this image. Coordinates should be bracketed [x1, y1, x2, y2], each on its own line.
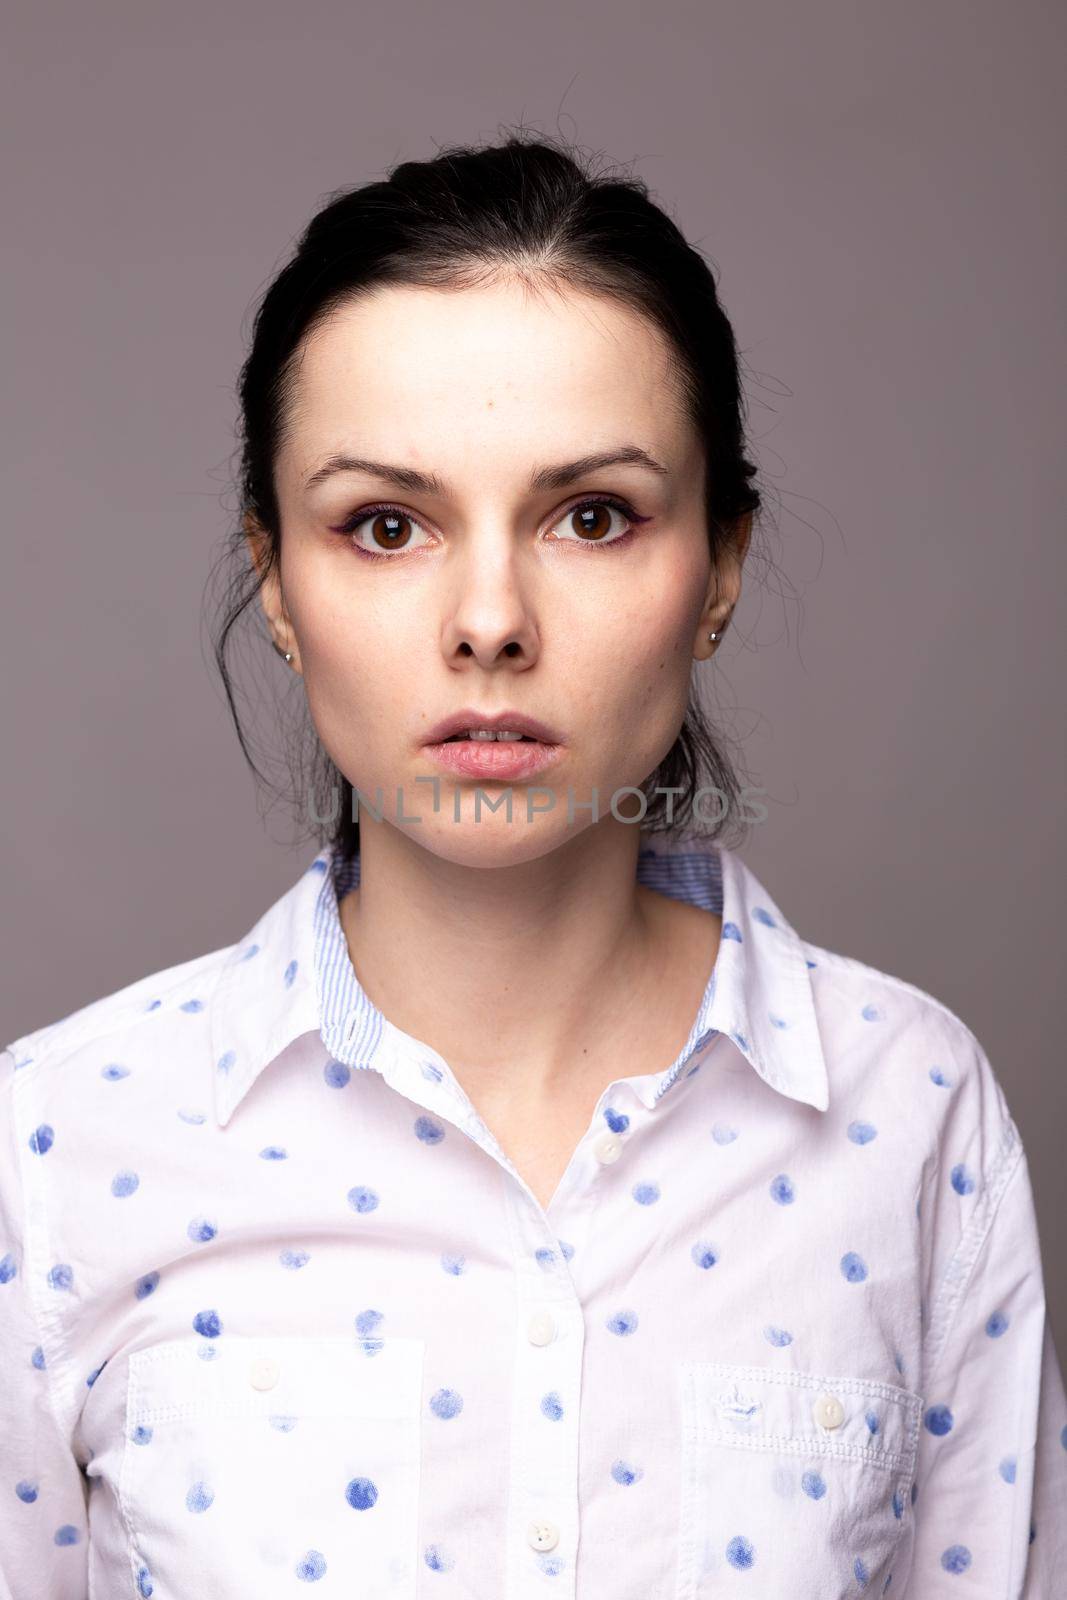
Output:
[211, 830, 829, 1129]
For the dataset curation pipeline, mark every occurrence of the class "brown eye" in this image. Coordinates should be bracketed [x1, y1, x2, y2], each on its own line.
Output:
[367, 511, 413, 551]
[550, 498, 638, 546]
[570, 504, 615, 540]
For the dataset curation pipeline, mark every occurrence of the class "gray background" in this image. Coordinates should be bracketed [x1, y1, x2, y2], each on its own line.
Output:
[2, 2, 1063, 1338]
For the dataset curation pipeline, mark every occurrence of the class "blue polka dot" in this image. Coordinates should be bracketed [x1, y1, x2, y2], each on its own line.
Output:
[345, 1476, 378, 1511]
[283, 960, 298, 988]
[193, 1309, 222, 1339]
[180, 999, 204, 1014]
[31, 1345, 46, 1369]
[534, 1247, 557, 1271]
[136, 1564, 153, 1596]
[929, 1067, 952, 1087]
[414, 1115, 445, 1144]
[101, 1063, 130, 1080]
[259, 1146, 288, 1161]
[130, 1425, 153, 1444]
[768, 1013, 789, 1029]
[924, 1404, 954, 1436]
[29, 1125, 54, 1155]
[177, 1108, 206, 1124]
[324, 1059, 351, 1088]
[764, 1325, 793, 1347]
[86, 1361, 107, 1387]
[270, 1414, 298, 1431]
[865, 1410, 880, 1434]
[985, 1310, 1010, 1338]
[346, 1186, 380, 1214]
[691, 1241, 718, 1269]
[999, 1456, 1016, 1484]
[111, 1170, 140, 1198]
[354, 1309, 383, 1339]
[726, 1534, 755, 1568]
[802, 1470, 826, 1499]
[295, 1549, 326, 1581]
[430, 1388, 463, 1420]
[135, 1272, 160, 1299]
[604, 1106, 630, 1133]
[420, 1060, 444, 1083]
[854, 1556, 870, 1587]
[606, 1309, 638, 1335]
[48, 1264, 74, 1291]
[0, 1253, 17, 1284]
[186, 1481, 214, 1513]
[892, 1487, 905, 1519]
[861, 1004, 883, 1022]
[730, 1030, 750, 1052]
[146, 999, 162, 1012]
[1060, 1423, 1067, 1451]
[940, 1545, 971, 1574]
[441, 1252, 466, 1275]
[847, 1121, 878, 1145]
[280, 1249, 310, 1269]
[54, 1525, 82, 1545]
[15, 1480, 38, 1503]
[424, 1544, 455, 1572]
[611, 1459, 643, 1485]
[216, 1050, 236, 1075]
[632, 1182, 660, 1205]
[840, 1251, 868, 1283]
[770, 1174, 795, 1204]
[538, 1555, 565, 1576]
[558, 1239, 575, 1262]
[187, 1217, 217, 1243]
[711, 1122, 738, 1144]
[752, 907, 776, 928]
[951, 1163, 976, 1196]
[721, 921, 743, 942]
[540, 1391, 564, 1421]
[241, 941, 261, 959]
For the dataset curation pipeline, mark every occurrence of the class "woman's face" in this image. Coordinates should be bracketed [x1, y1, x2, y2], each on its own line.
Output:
[253, 278, 744, 865]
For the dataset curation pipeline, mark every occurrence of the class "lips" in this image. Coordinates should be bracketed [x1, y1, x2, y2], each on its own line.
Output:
[422, 708, 562, 745]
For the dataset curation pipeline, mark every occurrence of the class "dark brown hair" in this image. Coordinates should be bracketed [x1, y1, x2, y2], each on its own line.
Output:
[209, 128, 763, 860]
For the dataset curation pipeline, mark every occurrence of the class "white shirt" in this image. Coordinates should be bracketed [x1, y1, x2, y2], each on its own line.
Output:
[2, 828, 1064, 1600]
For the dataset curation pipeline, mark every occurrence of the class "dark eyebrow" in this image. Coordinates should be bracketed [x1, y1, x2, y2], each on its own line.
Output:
[301, 445, 670, 497]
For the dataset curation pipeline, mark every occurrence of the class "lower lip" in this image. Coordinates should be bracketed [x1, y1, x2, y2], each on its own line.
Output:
[422, 738, 565, 780]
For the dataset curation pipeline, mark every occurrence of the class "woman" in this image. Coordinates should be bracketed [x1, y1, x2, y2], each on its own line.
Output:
[2, 134, 1063, 1600]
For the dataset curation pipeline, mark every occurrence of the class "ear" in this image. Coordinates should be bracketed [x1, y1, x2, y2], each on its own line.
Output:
[242, 511, 300, 670]
[694, 510, 752, 660]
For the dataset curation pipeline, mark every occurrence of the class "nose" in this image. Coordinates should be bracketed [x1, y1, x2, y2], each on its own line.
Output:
[440, 538, 540, 669]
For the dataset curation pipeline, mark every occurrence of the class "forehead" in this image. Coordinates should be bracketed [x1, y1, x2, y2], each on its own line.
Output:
[282, 279, 692, 483]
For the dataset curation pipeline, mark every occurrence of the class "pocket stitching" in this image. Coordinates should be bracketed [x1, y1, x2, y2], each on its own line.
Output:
[680, 1362, 924, 1480]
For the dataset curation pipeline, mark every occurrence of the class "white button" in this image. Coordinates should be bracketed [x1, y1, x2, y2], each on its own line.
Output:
[593, 1132, 622, 1164]
[527, 1310, 556, 1346]
[813, 1392, 845, 1430]
[527, 1520, 559, 1551]
[249, 1356, 280, 1391]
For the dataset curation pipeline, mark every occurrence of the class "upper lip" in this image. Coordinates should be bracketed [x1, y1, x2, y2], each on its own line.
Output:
[422, 707, 562, 744]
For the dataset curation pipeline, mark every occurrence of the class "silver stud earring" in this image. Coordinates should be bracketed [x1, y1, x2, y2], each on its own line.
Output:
[271, 640, 294, 664]
[707, 631, 719, 643]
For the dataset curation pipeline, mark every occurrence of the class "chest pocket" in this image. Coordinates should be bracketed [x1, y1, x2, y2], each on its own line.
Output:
[119, 1334, 424, 1599]
[676, 1361, 923, 1600]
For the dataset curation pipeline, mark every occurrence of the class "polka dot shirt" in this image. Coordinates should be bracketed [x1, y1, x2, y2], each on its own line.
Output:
[1, 829, 1064, 1597]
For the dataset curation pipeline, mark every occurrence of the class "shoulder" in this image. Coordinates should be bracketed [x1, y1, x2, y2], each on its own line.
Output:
[1, 938, 239, 1126]
[801, 937, 1021, 1197]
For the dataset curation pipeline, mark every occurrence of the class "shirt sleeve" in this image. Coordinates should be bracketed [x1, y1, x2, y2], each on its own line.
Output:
[0, 1052, 90, 1600]
[910, 1124, 1067, 1595]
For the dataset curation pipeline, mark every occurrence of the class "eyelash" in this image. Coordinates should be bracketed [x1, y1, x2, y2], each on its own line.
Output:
[332, 494, 651, 562]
